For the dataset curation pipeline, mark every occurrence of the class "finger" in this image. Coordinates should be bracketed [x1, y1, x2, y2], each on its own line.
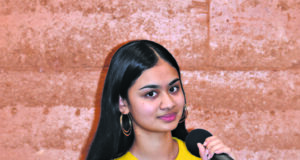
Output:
[204, 136, 219, 146]
[205, 136, 236, 159]
[204, 136, 226, 159]
[197, 143, 208, 160]
[205, 137, 222, 150]
[208, 143, 227, 159]
[208, 142, 234, 159]
[214, 145, 231, 154]
[203, 136, 214, 146]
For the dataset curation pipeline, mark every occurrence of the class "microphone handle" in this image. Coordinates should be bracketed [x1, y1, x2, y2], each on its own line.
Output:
[211, 153, 234, 160]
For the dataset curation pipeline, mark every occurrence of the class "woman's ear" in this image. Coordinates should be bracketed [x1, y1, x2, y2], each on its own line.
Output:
[119, 96, 129, 114]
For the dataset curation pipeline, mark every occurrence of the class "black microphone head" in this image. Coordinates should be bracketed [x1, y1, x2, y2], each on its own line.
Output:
[185, 129, 213, 157]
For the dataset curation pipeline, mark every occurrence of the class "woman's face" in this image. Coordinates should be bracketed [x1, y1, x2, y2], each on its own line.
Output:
[119, 58, 185, 134]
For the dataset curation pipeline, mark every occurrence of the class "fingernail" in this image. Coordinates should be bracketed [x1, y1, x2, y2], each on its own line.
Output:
[209, 153, 213, 159]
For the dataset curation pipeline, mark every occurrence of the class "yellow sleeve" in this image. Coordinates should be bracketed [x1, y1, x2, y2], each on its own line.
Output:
[173, 137, 202, 160]
[114, 152, 138, 160]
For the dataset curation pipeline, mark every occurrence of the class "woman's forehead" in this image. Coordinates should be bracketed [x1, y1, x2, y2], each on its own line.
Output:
[132, 59, 179, 87]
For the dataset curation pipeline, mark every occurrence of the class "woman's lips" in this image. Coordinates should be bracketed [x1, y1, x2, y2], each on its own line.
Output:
[158, 113, 177, 122]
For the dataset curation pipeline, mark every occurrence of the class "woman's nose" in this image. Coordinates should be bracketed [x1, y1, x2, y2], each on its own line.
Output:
[160, 92, 175, 110]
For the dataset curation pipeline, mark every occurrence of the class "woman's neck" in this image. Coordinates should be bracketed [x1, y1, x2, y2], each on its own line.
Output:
[130, 130, 178, 160]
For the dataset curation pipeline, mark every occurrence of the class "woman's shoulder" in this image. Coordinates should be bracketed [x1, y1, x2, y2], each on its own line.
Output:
[114, 152, 137, 160]
[115, 137, 201, 160]
[173, 137, 201, 160]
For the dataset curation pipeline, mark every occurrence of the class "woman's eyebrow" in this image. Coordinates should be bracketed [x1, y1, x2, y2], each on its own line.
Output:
[139, 84, 160, 90]
[169, 78, 180, 86]
[139, 78, 180, 90]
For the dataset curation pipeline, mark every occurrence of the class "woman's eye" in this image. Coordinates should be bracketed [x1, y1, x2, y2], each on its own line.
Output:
[169, 86, 179, 93]
[145, 91, 157, 97]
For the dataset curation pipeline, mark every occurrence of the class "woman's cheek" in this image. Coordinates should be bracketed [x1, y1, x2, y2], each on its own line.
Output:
[133, 100, 159, 117]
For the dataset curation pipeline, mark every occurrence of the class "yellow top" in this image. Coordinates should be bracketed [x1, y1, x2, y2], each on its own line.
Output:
[115, 137, 201, 160]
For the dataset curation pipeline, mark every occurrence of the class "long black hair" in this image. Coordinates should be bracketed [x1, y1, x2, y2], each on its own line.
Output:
[86, 40, 188, 160]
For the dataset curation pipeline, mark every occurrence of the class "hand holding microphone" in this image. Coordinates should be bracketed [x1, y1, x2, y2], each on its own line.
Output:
[185, 129, 236, 160]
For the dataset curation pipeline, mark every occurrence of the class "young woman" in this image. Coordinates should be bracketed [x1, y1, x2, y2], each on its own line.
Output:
[87, 40, 235, 160]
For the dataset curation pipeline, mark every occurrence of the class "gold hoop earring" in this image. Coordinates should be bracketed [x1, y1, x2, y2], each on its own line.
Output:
[120, 114, 132, 136]
[179, 105, 188, 123]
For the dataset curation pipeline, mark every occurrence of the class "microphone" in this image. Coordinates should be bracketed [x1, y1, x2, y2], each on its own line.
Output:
[185, 129, 234, 160]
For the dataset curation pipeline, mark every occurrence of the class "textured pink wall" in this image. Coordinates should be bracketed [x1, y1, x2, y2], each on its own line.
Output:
[0, 0, 299, 159]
